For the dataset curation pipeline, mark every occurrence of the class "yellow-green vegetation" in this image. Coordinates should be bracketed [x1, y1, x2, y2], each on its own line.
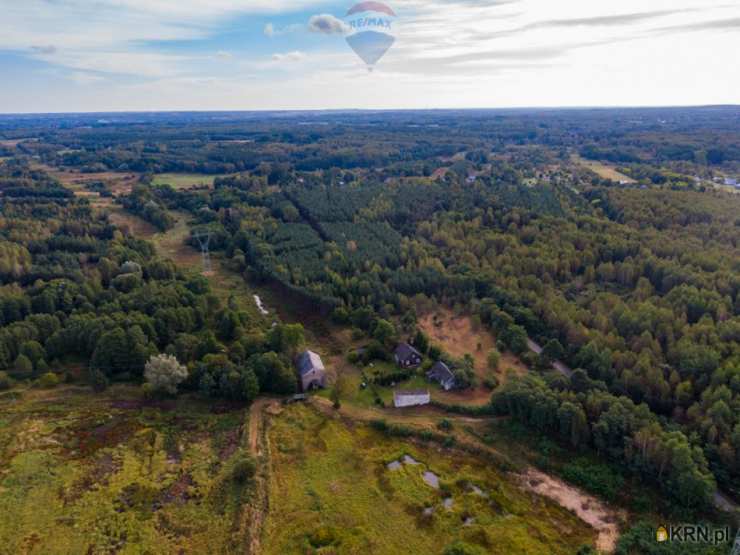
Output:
[151, 173, 228, 189]
[264, 405, 596, 554]
[0, 386, 253, 554]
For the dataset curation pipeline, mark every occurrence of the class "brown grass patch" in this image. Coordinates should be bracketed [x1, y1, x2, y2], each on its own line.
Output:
[418, 310, 528, 403]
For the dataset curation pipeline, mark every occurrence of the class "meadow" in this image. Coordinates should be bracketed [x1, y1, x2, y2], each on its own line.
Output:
[0, 385, 253, 554]
[263, 404, 596, 555]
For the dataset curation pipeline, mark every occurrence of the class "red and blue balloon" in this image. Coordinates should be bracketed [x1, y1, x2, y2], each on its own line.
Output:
[344, 2, 396, 70]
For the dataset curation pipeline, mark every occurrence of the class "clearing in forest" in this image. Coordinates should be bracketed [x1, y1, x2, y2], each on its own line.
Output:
[418, 311, 528, 390]
[263, 404, 597, 555]
[151, 173, 228, 190]
[571, 155, 636, 183]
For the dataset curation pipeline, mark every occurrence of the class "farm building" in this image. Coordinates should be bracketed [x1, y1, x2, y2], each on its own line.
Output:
[393, 390, 431, 408]
[394, 343, 423, 369]
[426, 361, 456, 391]
[297, 350, 327, 392]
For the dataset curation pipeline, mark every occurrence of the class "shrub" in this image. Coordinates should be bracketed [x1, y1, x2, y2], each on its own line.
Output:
[230, 454, 256, 484]
[36, 372, 60, 388]
[144, 354, 188, 395]
[438, 419, 453, 432]
[0, 371, 12, 390]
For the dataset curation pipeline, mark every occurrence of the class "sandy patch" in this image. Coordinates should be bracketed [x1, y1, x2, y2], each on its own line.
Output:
[518, 468, 624, 553]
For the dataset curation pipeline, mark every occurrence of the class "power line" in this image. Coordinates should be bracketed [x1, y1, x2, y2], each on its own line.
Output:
[193, 231, 212, 274]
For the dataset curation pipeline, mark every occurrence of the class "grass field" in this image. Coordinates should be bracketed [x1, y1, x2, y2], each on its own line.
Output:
[263, 404, 596, 555]
[151, 173, 229, 190]
[0, 385, 253, 554]
[571, 155, 636, 183]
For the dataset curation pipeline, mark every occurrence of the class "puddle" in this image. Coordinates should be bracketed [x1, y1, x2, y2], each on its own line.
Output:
[443, 497, 454, 510]
[387, 460, 402, 471]
[253, 295, 269, 316]
[423, 471, 440, 489]
[403, 455, 420, 465]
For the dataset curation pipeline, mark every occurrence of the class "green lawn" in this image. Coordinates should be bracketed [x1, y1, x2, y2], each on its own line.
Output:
[151, 173, 230, 189]
[263, 404, 596, 555]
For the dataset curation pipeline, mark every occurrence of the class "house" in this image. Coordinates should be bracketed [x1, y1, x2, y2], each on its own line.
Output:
[393, 389, 431, 408]
[426, 361, 456, 391]
[724, 177, 738, 186]
[394, 343, 423, 369]
[297, 350, 326, 392]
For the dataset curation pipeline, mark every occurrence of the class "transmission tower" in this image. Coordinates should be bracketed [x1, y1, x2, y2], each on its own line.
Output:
[193, 231, 213, 274]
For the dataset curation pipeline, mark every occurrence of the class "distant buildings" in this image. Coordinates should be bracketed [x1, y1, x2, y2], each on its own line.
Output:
[394, 343, 423, 369]
[393, 389, 431, 408]
[724, 177, 738, 186]
[297, 350, 326, 392]
[426, 361, 456, 391]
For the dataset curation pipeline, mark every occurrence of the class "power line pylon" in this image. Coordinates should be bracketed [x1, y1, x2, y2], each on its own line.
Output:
[193, 231, 212, 274]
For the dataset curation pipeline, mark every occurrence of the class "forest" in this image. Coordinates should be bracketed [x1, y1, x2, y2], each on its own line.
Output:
[0, 107, 738, 523]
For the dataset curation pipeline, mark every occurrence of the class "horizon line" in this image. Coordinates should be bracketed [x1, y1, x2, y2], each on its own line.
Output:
[1, 104, 739, 118]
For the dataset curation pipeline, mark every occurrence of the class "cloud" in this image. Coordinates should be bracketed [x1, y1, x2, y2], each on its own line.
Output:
[30, 45, 57, 55]
[264, 22, 302, 37]
[654, 16, 740, 33]
[216, 50, 233, 59]
[68, 71, 104, 85]
[308, 14, 348, 35]
[271, 50, 306, 62]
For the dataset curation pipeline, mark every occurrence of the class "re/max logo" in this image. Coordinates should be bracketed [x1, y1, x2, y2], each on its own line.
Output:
[657, 524, 733, 546]
[348, 17, 392, 30]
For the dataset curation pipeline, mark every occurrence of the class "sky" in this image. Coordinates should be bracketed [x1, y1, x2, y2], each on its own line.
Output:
[1, 0, 738, 113]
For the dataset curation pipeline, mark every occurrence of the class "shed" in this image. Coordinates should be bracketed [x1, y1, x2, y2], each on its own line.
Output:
[393, 389, 431, 408]
[297, 350, 326, 392]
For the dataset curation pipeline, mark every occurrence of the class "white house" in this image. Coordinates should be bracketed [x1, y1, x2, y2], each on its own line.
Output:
[393, 389, 431, 408]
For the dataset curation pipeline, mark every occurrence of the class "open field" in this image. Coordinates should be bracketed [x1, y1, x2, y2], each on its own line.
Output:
[571, 155, 636, 183]
[151, 173, 229, 190]
[34, 164, 140, 196]
[419, 311, 528, 394]
[263, 404, 597, 554]
[0, 385, 252, 554]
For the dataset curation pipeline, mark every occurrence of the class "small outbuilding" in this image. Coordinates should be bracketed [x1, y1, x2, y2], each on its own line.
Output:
[426, 361, 456, 391]
[394, 343, 423, 369]
[297, 350, 326, 392]
[393, 389, 431, 408]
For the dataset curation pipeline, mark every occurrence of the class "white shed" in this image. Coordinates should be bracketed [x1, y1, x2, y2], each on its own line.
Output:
[393, 389, 431, 408]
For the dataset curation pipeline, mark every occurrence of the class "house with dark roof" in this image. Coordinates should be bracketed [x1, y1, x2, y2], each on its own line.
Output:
[426, 361, 456, 391]
[394, 343, 422, 369]
[393, 389, 431, 408]
[297, 350, 326, 392]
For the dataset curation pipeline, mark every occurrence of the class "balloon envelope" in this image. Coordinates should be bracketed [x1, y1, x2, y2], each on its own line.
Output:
[346, 31, 395, 67]
[344, 2, 396, 69]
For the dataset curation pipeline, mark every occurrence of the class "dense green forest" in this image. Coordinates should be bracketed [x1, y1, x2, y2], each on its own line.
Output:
[0, 107, 738, 516]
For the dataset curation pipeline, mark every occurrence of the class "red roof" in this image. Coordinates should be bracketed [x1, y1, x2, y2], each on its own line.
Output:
[347, 2, 396, 17]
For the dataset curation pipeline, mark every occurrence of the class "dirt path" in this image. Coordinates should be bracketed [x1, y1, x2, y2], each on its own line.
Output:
[518, 468, 624, 553]
[242, 398, 281, 555]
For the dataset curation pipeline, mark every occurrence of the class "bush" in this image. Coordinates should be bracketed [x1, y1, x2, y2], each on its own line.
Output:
[561, 458, 624, 502]
[35, 372, 60, 388]
[0, 371, 12, 390]
[438, 419, 453, 432]
[230, 454, 256, 484]
[88, 367, 109, 392]
[487, 349, 501, 370]
[144, 354, 188, 395]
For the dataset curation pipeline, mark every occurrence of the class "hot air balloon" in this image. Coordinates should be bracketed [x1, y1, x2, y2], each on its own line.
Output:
[344, 1, 396, 71]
